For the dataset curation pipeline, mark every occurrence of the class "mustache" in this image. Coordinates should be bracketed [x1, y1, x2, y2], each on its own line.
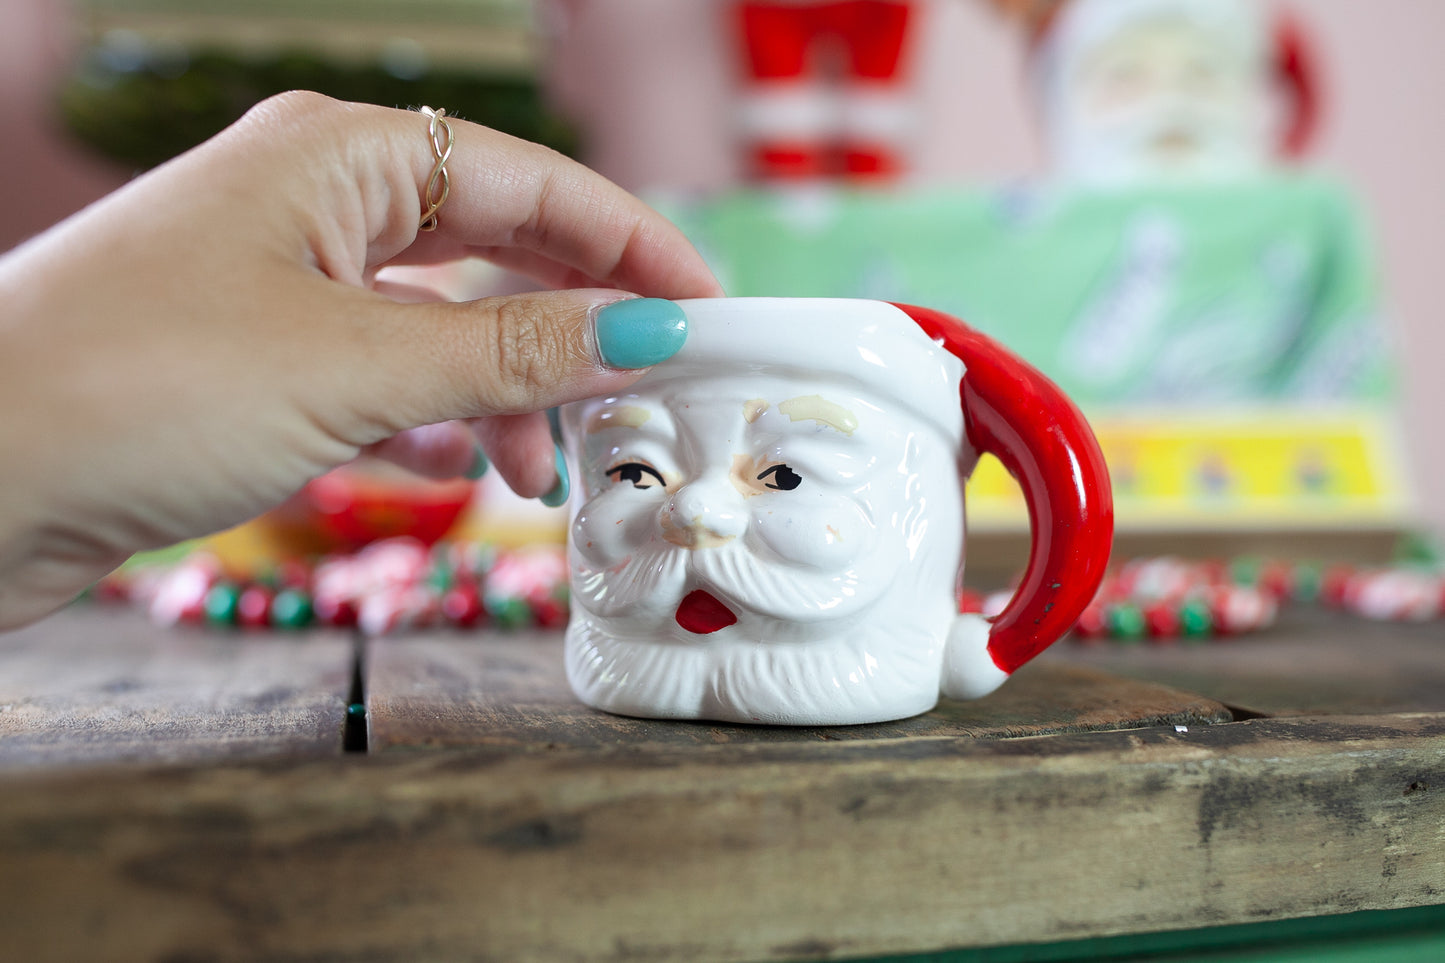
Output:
[690, 543, 876, 622]
[570, 543, 687, 619]
[570, 539, 878, 623]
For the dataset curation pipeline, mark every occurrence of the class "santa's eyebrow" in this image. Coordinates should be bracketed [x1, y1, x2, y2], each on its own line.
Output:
[585, 405, 654, 434]
[777, 395, 859, 436]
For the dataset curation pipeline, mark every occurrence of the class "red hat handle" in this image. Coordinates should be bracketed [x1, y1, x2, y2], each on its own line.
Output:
[895, 304, 1113, 675]
[1273, 10, 1320, 158]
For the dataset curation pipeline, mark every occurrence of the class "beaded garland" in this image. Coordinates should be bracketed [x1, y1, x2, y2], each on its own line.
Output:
[962, 555, 1444, 644]
[960, 556, 1284, 645]
[1317, 562, 1445, 623]
[92, 537, 569, 635]
[92, 540, 1443, 642]
[1065, 556, 1284, 643]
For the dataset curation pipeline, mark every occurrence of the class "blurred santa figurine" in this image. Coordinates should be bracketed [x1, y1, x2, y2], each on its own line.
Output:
[989, 0, 1318, 185]
[731, 0, 918, 182]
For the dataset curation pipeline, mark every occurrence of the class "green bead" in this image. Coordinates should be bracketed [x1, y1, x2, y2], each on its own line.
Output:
[1395, 531, 1445, 566]
[1229, 556, 1261, 587]
[425, 563, 454, 593]
[488, 596, 532, 630]
[1291, 563, 1322, 602]
[347, 703, 366, 719]
[1106, 603, 1146, 641]
[203, 582, 241, 625]
[1179, 600, 1214, 639]
[270, 589, 313, 629]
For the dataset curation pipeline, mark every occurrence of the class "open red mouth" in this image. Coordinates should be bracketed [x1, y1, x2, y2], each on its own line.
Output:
[675, 589, 738, 635]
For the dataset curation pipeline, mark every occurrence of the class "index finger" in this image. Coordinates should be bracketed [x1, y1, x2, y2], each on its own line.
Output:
[427, 121, 722, 298]
[258, 95, 723, 300]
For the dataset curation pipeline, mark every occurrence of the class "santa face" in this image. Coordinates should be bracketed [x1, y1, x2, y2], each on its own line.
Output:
[1046, 6, 1272, 184]
[560, 372, 966, 725]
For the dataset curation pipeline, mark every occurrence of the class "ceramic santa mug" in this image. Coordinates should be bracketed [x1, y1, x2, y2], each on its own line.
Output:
[557, 298, 1113, 725]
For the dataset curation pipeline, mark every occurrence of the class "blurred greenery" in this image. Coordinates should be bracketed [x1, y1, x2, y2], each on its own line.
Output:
[59, 43, 577, 171]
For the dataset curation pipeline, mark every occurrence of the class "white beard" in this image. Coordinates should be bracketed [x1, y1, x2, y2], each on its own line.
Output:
[1052, 94, 1269, 186]
[565, 612, 948, 726]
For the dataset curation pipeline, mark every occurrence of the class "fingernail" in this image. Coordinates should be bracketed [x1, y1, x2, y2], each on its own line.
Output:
[464, 444, 490, 480]
[546, 407, 562, 443]
[594, 298, 688, 369]
[539, 443, 570, 508]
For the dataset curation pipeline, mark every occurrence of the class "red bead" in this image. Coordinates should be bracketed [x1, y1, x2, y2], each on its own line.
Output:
[1259, 561, 1295, 600]
[92, 577, 132, 604]
[314, 595, 358, 628]
[956, 589, 985, 614]
[1319, 565, 1356, 608]
[1144, 602, 1181, 641]
[441, 584, 484, 627]
[1071, 603, 1107, 641]
[277, 559, 312, 590]
[532, 596, 569, 629]
[237, 586, 274, 628]
[1196, 560, 1229, 588]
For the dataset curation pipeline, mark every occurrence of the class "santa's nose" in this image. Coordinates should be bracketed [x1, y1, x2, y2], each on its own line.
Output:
[662, 478, 747, 549]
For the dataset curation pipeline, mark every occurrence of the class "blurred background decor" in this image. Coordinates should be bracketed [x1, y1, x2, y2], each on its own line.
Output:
[546, 0, 1433, 574]
[60, 0, 575, 170]
[3, 0, 1443, 581]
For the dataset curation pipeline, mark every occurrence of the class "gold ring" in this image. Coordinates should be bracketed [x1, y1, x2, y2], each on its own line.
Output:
[418, 106, 454, 232]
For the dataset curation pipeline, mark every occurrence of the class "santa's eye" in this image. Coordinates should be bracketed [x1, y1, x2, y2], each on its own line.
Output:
[606, 462, 666, 489]
[757, 464, 802, 491]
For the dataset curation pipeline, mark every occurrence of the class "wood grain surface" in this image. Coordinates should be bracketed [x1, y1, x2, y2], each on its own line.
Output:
[0, 608, 354, 770]
[0, 713, 1439, 963]
[1, 606, 1441, 962]
[364, 630, 1235, 752]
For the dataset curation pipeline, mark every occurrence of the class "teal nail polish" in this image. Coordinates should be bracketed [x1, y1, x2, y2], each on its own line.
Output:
[465, 445, 490, 480]
[547, 406, 562, 442]
[540, 443, 571, 507]
[595, 298, 688, 369]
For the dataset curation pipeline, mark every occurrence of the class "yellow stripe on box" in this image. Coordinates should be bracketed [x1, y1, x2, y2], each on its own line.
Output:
[966, 407, 1415, 531]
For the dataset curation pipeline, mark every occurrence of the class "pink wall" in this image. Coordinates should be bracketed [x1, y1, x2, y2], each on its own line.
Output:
[0, 0, 128, 252]
[1307, 1, 1445, 537]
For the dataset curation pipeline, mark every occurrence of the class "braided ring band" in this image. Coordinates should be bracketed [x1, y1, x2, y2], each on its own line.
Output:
[418, 106, 454, 232]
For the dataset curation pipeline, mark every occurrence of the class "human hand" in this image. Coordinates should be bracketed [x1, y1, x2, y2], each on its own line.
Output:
[0, 92, 722, 629]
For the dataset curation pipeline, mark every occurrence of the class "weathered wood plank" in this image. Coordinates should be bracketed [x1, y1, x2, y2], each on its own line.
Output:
[364, 630, 1235, 752]
[1053, 608, 1445, 717]
[0, 607, 354, 770]
[0, 714, 1439, 963]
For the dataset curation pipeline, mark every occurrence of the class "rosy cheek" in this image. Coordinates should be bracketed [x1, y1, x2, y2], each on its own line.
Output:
[751, 496, 878, 570]
[571, 491, 659, 566]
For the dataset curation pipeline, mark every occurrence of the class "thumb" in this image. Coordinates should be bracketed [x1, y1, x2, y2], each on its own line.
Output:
[323, 288, 690, 445]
